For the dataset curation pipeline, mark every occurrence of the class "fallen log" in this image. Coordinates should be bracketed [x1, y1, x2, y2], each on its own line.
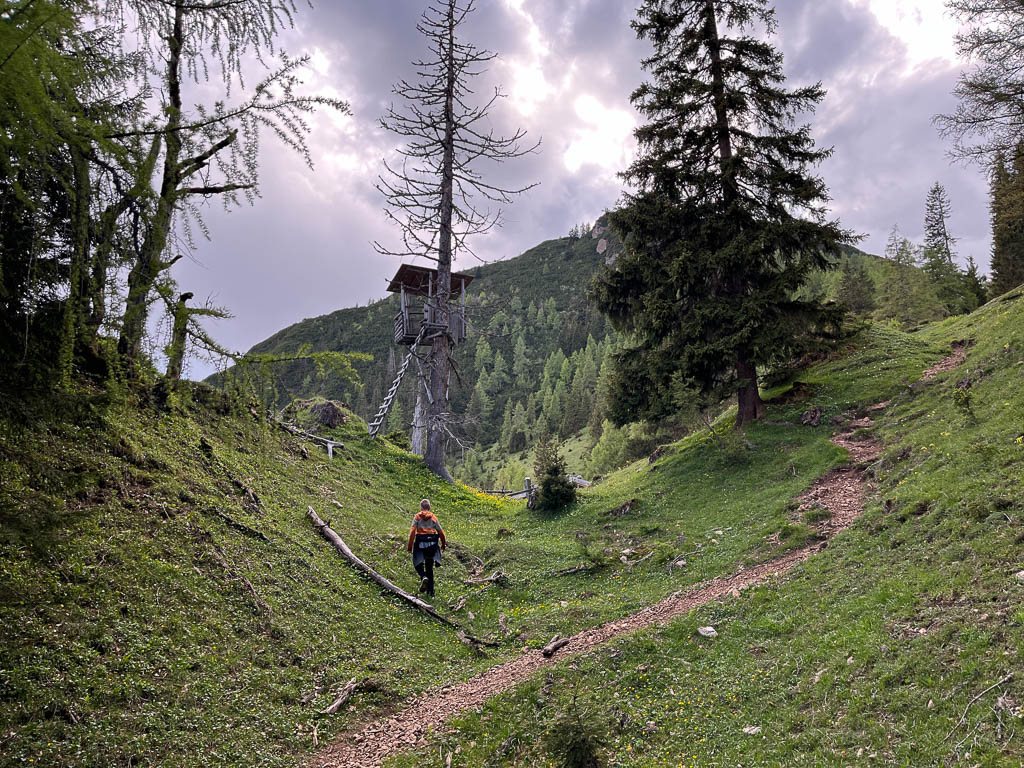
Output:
[308, 507, 454, 627]
[463, 570, 510, 587]
[320, 677, 360, 715]
[211, 509, 271, 543]
[542, 634, 570, 658]
[625, 551, 653, 572]
[449, 596, 468, 612]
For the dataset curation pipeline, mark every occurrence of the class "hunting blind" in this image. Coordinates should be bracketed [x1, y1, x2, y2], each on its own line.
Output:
[367, 264, 474, 437]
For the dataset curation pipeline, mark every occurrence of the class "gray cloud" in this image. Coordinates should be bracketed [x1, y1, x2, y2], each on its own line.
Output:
[172, 0, 991, 380]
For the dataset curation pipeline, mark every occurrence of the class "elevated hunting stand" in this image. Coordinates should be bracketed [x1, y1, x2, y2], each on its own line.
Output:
[367, 265, 473, 437]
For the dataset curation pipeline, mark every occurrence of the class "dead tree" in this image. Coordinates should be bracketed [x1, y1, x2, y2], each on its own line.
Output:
[375, 0, 537, 479]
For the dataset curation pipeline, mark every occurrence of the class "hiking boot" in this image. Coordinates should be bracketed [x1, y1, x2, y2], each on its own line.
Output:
[419, 577, 429, 594]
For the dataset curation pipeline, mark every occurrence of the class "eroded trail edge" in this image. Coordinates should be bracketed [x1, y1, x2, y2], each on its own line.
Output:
[312, 426, 882, 768]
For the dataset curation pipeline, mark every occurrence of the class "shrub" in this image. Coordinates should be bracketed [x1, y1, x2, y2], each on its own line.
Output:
[543, 695, 608, 768]
[383, 430, 411, 452]
[533, 437, 576, 512]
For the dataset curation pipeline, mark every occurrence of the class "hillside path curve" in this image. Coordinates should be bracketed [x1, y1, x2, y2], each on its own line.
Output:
[310, 423, 883, 768]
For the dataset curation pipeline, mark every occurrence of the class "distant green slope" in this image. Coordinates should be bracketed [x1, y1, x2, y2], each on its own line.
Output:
[220, 221, 889, 487]
[231, 223, 622, 416]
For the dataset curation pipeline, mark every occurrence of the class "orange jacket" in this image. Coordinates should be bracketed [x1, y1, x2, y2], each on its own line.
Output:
[407, 510, 446, 552]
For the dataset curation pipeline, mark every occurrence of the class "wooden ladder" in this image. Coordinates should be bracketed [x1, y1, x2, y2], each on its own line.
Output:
[368, 324, 427, 437]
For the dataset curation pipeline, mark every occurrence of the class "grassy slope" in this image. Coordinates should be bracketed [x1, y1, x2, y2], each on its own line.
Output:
[0, 377, 872, 767]
[3, 294, 1014, 768]
[387, 294, 1024, 767]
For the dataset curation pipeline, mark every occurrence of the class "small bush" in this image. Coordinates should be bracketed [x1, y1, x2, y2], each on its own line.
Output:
[533, 437, 576, 512]
[543, 696, 608, 768]
[383, 430, 411, 452]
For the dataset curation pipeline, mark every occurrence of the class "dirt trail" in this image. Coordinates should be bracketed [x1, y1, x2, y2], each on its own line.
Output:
[311, 428, 883, 768]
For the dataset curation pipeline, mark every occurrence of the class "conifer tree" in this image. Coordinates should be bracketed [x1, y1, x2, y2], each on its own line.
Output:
[489, 351, 509, 394]
[509, 401, 529, 452]
[593, 0, 850, 427]
[876, 226, 943, 326]
[939, 0, 1024, 161]
[836, 257, 875, 315]
[922, 182, 970, 314]
[114, 0, 349, 362]
[473, 337, 492, 373]
[964, 255, 989, 307]
[989, 146, 1024, 297]
[512, 334, 531, 387]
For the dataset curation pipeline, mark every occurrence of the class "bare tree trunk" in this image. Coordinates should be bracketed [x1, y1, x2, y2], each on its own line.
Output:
[411, 381, 426, 456]
[165, 291, 193, 380]
[423, 1, 457, 481]
[735, 354, 765, 426]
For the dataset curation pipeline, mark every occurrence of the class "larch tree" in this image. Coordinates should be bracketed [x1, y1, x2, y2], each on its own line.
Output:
[107, 0, 350, 363]
[376, 0, 537, 480]
[937, 0, 1024, 162]
[876, 225, 943, 327]
[836, 257, 876, 316]
[0, 1, 129, 384]
[592, 0, 851, 428]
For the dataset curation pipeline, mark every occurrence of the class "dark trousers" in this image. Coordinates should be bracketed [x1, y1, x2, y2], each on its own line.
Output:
[414, 548, 436, 596]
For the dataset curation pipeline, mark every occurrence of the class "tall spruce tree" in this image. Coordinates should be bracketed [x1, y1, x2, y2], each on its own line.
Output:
[922, 182, 969, 314]
[593, 0, 850, 427]
[989, 145, 1024, 297]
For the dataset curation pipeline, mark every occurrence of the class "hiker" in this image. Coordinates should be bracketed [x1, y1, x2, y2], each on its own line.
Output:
[407, 498, 446, 597]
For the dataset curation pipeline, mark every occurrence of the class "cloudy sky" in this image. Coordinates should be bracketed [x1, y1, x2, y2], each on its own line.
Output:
[172, 0, 987, 379]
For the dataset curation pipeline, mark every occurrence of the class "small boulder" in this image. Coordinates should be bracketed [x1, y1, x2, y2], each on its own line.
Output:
[742, 726, 762, 736]
[697, 626, 718, 639]
[1015, 570, 1024, 584]
[309, 400, 348, 428]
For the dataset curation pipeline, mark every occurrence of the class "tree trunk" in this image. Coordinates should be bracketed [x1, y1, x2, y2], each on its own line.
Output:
[165, 291, 193, 380]
[58, 144, 92, 384]
[88, 137, 161, 345]
[709, 0, 762, 428]
[735, 354, 764, 426]
[118, 3, 185, 362]
[411, 381, 426, 456]
[423, 0, 457, 481]
[705, 0, 735, 195]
